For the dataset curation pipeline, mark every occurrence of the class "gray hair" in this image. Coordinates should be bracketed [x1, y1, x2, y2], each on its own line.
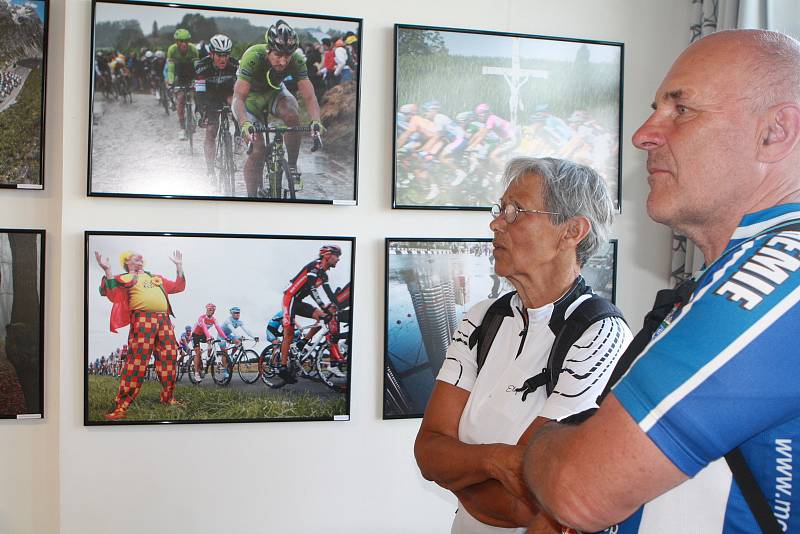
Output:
[502, 157, 614, 266]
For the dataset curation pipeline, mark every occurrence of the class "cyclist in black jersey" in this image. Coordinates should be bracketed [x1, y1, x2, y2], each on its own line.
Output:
[275, 244, 341, 385]
[194, 34, 241, 179]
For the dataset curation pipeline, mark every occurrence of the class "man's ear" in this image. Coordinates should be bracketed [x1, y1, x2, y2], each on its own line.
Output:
[560, 216, 591, 251]
[757, 102, 800, 163]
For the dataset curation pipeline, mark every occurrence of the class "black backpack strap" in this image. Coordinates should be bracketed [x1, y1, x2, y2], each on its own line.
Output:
[468, 291, 515, 373]
[725, 448, 782, 534]
[600, 277, 698, 401]
[545, 295, 625, 396]
[514, 291, 624, 402]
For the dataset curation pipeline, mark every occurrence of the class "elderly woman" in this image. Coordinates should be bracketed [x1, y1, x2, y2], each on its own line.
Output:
[414, 157, 633, 533]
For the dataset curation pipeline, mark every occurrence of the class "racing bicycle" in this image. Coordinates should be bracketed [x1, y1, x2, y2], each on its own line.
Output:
[187, 339, 230, 386]
[261, 316, 347, 391]
[172, 84, 196, 154]
[247, 123, 321, 200]
[211, 106, 237, 196]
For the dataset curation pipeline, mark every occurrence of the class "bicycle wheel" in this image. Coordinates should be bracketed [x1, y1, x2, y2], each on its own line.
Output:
[316, 349, 347, 391]
[236, 349, 261, 384]
[160, 84, 170, 115]
[260, 345, 285, 386]
[186, 100, 194, 154]
[175, 360, 184, 382]
[210, 355, 231, 385]
[221, 131, 235, 196]
[260, 345, 278, 380]
[266, 160, 280, 199]
[187, 355, 204, 384]
[297, 349, 317, 379]
[279, 158, 295, 200]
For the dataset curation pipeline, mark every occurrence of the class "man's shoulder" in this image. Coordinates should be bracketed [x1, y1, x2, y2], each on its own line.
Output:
[167, 44, 178, 56]
[700, 227, 800, 315]
[195, 55, 213, 72]
[238, 45, 266, 77]
[291, 49, 306, 64]
[241, 44, 267, 63]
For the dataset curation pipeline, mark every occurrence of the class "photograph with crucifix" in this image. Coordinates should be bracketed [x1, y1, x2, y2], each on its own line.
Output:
[393, 24, 623, 210]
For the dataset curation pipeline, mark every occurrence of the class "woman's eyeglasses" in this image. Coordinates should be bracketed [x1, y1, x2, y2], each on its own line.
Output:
[490, 203, 559, 224]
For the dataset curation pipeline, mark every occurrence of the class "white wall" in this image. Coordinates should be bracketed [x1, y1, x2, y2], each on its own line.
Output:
[0, 0, 63, 531]
[0, 0, 691, 532]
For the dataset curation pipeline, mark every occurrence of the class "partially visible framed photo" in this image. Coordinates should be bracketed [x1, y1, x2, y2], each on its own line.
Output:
[0, 229, 45, 419]
[85, 231, 354, 425]
[383, 238, 617, 419]
[88, 0, 361, 204]
[393, 24, 623, 211]
[0, 0, 48, 189]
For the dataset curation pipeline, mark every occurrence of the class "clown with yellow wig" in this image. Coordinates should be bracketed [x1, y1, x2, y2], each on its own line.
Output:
[94, 249, 186, 420]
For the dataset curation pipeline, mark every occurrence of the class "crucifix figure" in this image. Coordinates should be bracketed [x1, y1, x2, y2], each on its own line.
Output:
[482, 38, 548, 128]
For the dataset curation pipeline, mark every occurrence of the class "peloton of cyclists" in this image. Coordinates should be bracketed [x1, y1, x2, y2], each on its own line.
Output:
[194, 33, 242, 181]
[166, 28, 199, 141]
[191, 302, 231, 382]
[274, 244, 342, 386]
[233, 19, 323, 197]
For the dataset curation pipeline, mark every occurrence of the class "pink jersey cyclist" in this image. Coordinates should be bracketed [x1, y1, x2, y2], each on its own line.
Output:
[192, 312, 227, 342]
[484, 113, 515, 139]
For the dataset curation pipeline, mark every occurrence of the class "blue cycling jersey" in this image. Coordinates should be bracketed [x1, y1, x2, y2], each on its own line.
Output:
[608, 204, 800, 533]
[221, 316, 254, 340]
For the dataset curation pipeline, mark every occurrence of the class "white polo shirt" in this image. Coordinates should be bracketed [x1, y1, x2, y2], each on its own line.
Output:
[437, 291, 632, 533]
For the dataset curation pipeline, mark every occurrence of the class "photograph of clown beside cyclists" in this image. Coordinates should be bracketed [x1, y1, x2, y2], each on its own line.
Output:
[89, 0, 360, 202]
[393, 25, 622, 209]
[84, 232, 353, 425]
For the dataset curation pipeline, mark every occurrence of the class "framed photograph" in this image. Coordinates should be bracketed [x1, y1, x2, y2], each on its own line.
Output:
[383, 238, 617, 419]
[88, 0, 361, 204]
[0, 229, 45, 419]
[393, 24, 623, 211]
[85, 231, 354, 425]
[0, 0, 48, 189]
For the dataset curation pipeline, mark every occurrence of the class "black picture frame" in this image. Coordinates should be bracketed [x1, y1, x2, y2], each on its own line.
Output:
[87, 0, 362, 205]
[383, 237, 617, 419]
[0, 0, 49, 190]
[84, 230, 354, 425]
[392, 24, 623, 212]
[0, 229, 45, 419]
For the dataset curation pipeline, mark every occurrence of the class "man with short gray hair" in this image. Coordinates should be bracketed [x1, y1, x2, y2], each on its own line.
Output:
[523, 29, 800, 533]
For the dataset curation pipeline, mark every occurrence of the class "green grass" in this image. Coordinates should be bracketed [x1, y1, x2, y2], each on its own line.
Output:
[87, 375, 346, 423]
[0, 66, 43, 185]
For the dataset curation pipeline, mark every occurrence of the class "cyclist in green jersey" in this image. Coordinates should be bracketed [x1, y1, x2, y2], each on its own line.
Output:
[233, 19, 322, 197]
[166, 28, 200, 141]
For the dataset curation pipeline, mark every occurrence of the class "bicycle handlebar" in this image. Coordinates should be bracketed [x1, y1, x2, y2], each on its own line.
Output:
[245, 124, 322, 155]
[250, 124, 315, 134]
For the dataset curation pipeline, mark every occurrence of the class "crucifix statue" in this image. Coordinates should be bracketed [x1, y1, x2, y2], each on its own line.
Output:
[482, 38, 548, 128]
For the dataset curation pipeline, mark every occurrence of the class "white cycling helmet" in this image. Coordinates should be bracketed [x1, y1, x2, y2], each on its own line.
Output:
[209, 34, 233, 54]
[144, 50, 153, 59]
[155, 50, 165, 59]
